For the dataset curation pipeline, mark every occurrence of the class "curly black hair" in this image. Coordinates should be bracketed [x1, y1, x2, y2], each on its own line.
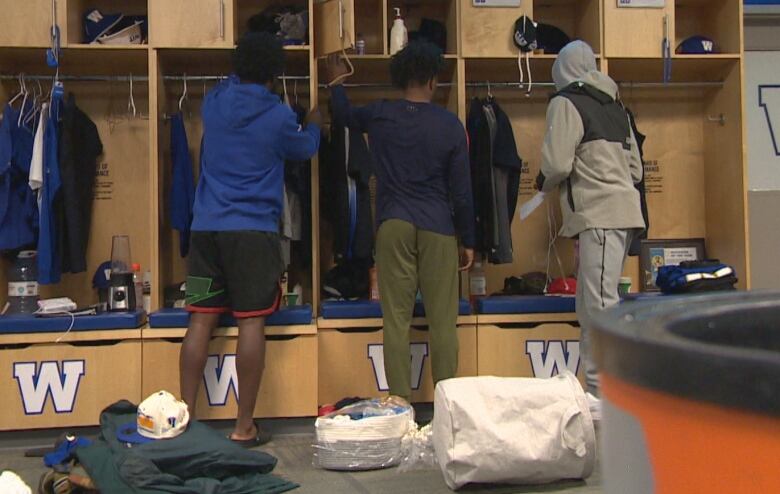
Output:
[390, 41, 444, 89]
[233, 32, 286, 84]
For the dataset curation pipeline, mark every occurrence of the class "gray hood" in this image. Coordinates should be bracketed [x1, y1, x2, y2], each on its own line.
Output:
[552, 41, 617, 98]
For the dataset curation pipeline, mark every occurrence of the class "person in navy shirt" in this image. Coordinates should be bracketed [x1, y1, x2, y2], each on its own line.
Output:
[327, 42, 476, 400]
[180, 32, 321, 446]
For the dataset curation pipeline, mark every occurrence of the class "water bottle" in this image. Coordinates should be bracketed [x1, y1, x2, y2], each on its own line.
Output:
[132, 263, 144, 313]
[356, 35, 366, 55]
[142, 270, 152, 314]
[469, 261, 487, 304]
[7, 251, 39, 314]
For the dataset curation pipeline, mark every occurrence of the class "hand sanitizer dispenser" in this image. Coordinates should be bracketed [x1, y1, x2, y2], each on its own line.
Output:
[390, 7, 408, 55]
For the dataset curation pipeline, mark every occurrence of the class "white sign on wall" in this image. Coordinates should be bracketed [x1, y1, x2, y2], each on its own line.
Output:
[617, 0, 665, 8]
[746, 52, 780, 191]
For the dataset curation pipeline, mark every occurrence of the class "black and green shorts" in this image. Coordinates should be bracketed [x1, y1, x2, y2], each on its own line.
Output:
[185, 231, 285, 318]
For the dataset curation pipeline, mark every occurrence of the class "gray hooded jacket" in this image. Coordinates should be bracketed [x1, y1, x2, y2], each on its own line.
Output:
[539, 41, 645, 237]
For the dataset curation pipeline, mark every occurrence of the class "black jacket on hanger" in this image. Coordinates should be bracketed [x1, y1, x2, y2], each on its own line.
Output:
[467, 97, 522, 264]
[320, 112, 375, 264]
[626, 107, 649, 256]
[285, 102, 313, 268]
[58, 93, 103, 274]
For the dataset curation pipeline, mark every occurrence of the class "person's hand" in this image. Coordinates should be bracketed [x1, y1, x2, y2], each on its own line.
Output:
[305, 107, 322, 127]
[326, 53, 350, 84]
[459, 248, 475, 272]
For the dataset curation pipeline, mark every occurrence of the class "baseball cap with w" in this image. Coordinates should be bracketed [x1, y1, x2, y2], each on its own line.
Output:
[116, 391, 190, 445]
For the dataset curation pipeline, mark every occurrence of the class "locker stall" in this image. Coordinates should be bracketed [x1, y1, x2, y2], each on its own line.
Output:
[0, 14, 150, 428]
[0, 0, 748, 429]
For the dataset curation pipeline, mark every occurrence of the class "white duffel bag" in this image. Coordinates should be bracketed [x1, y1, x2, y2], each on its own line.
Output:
[433, 372, 596, 490]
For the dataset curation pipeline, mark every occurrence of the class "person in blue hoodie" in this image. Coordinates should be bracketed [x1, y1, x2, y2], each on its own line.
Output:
[180, 32, 321, 446]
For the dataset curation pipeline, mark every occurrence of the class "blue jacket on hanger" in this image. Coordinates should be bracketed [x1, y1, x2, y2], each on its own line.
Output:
[38, 95, 62, 284]
[0, 104, 37, 252]
[170, 112, 195, 257]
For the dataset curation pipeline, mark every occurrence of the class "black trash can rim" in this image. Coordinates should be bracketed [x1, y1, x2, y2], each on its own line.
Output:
[593, 291, 780, 416]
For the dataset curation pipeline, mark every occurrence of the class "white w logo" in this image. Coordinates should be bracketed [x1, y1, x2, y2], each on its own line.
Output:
[203, 355, 238, 406]
[13, 361, 85, 415]
[701, 40, 714, 52]
[525, 340, 580, 378]
[368, 343, 429, 391]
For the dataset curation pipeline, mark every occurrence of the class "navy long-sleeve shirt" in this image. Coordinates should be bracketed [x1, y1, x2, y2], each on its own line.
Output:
[330, 85, 476, 248]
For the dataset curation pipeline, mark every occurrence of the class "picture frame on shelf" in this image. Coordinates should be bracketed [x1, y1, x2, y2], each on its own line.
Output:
[639, 238, 706, 292]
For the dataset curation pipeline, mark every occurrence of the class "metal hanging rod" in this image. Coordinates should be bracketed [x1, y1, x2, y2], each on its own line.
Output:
[0, 75, 722, 88]
[162, 75, 310, 82]
[0, 74, 146, 83]
[0, 74, 310, 82]
[318, 81, 724, 89]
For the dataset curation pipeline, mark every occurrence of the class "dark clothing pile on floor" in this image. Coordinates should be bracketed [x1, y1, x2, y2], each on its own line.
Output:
[37, 401, 296, 494]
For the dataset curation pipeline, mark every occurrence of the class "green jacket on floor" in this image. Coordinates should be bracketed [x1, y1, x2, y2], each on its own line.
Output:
[75, 401, 297, 494]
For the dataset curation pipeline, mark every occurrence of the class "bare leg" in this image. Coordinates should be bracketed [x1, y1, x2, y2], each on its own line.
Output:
[179, 312, 219, 415]
[231, 316, 267, 440]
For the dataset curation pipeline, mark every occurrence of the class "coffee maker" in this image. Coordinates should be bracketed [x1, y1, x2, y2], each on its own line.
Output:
[108, 235, 136, 312]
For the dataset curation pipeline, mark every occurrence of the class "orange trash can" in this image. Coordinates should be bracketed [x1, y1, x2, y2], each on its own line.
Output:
[592, 292, 780, 494]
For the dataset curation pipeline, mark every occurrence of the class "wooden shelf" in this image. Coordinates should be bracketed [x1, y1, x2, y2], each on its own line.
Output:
[477, 314, 578, 325]
[0, 47, 149, 76]
[65, 44, 150, 50]
[317, 316, 477, 330]
[0, 329, 143, 345]
[142, 324, 317, 339]
[157, 48, 310, 76]
[317, 54, 458, 84]
[608, 56, 740, 84]
[284, 45, 311, 51]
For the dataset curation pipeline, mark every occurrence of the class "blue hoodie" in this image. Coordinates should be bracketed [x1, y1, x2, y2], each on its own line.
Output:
[192, 76, 320, 233]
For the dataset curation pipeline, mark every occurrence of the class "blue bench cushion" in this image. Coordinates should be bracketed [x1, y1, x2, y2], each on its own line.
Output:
[148, 305, 313, 328]
[0, 310, 146, 334]
[320, 299, 472, 319]
[475, 295, 576, 314]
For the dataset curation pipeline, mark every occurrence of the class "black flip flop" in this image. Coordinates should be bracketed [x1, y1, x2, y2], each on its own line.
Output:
[229, 421, 272, 448]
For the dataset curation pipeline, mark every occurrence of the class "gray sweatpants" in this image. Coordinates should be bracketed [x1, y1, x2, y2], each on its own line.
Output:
[576, 228, 634, 395]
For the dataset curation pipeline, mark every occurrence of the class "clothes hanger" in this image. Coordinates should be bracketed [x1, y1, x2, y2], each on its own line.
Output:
[282, 73, 290, 107]
[17, 74, 30, 126]
[8, 73, 26, 107]
[326, 51, 355, 87]
[126, 74, 148, 120]
[487, 80, 493, 101]
[178, 73, 188, 113]
[127, 74, 137, 118]
[23, 79, 43, 127]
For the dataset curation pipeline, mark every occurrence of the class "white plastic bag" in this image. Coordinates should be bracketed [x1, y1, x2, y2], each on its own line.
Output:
[398, 423, 437, 472]
[433, 372, 596, 490]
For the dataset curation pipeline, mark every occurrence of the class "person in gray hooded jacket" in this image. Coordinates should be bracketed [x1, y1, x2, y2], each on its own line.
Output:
[537, 40, 645, 394]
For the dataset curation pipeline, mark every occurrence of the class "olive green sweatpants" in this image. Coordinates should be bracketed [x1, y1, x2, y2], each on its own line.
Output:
[376, 219, 460, 400]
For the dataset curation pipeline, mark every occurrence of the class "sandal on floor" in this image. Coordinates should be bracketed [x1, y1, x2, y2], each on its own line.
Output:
[229, 421, 272, 448]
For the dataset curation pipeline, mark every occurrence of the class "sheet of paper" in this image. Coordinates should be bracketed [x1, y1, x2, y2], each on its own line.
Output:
[520, 192, 546, 221]
[617, 0, 665, 8]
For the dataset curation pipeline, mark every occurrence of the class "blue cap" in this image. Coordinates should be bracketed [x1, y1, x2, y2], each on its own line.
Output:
[116, 421, 155, 445]
[676, 36, 717, 55]
[93, 261, 112, 289]
[83, 9, 124, 43]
